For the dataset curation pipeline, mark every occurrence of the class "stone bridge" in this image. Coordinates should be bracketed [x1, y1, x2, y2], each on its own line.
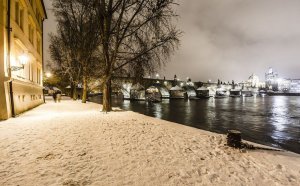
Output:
[89, 76, 257, 99]
[110, 77, 239, 99]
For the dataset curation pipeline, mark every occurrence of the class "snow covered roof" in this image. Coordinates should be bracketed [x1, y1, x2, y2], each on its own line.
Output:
[197, 87, 209, 91]
[146, 86, 159, 91]
[216, 88, 226, 91]
[66, 84, 82, 89]
[170, 85, 184, 91]
[43, 86, 50, 90]
[230, 89, 241, 91]
[53, 87, 61, 91]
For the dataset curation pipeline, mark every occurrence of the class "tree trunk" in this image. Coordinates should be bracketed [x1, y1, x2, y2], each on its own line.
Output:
[102, 77, 112, 112]
[82, 76, 88, 103]
[72, 83, 78, 100]
[70, 83, 74, 99]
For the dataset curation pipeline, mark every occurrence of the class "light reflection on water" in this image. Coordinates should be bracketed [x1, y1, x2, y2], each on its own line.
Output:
[90, 96, 300, 154]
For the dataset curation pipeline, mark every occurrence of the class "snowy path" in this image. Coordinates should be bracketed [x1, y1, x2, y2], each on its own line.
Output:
[0, 99, 300, 186]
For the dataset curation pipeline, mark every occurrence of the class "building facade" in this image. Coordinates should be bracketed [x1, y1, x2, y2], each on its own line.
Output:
[247, 74, 260, 88]
[290, 79, 300, 93]
[0, 0, 47, 120]
[277, 79, 300, 93]
[264, 68, 300, 93]
[265, 67, 279, 90]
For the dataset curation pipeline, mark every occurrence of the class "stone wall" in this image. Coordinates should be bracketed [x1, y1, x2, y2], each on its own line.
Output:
[11, 79, 43, 115]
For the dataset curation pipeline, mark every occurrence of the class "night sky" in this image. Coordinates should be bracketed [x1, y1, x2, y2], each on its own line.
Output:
[44, 0, 300, 82]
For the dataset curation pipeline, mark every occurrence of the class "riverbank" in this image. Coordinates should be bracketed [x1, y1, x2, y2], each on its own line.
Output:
[89, 95, 300, 154]
[0, 99, 299, 185]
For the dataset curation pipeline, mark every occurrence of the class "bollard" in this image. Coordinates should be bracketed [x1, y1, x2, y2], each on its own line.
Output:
[227, 130, 242, 148]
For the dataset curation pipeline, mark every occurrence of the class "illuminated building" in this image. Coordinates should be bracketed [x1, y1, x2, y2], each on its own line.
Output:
[265, 68, 279, 90]
[247, 74, 260, 88]
[290, 79, 300, 93]
[0, 0, 47, 120]
[277, 78, 291, 92]
[265, 67, 300, 93]
[239, 74, 264, 95]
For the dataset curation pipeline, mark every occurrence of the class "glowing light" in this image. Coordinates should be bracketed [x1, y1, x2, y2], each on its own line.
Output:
[18, 53, 29, 65]
[156, 74, 159, 78]
[10, 53, 29, 71]
[180, 82, 184, 87]
[10, 56, 17, 66]
[45, 72, 52, 78]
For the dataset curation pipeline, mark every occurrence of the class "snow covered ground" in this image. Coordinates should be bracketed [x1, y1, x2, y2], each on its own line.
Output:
[0, 98, 300, 185]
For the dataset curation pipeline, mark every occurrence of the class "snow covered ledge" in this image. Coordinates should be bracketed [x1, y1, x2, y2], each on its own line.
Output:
[0, 98, 299, 185]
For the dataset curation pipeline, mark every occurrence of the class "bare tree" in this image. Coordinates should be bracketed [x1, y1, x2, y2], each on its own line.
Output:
[50, 0, 101, 102]
[49, 32, 81, 100]
[96, 0, 181, 112]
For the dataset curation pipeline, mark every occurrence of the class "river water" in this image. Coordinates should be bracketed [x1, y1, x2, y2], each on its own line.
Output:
[90, 96, 300, 154]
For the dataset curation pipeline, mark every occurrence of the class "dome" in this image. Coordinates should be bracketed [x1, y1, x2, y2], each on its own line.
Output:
[248, 73, 259, 80]
[248, 74, 260, 87]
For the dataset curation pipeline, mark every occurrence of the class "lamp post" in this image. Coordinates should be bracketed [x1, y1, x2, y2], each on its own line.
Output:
[7, 0, 12, 76]
[11, 53, 28, 71]
[7, 0, 15, 118]
[43, 71, 53, 103]
[45, 72, 52, 78]
[8, 53, 29, 117]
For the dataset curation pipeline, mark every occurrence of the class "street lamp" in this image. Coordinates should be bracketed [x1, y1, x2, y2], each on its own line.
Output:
[45, 72, 52, 78]
[11, 53, 28, 71]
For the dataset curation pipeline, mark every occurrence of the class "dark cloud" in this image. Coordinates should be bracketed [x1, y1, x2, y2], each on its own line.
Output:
[44, 0, 300, 82]
[161, 0, 300, 82]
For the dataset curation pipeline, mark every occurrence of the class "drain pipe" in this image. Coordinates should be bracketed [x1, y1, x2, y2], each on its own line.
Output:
[7, 0, 15, 117]
[42, 18, 46, 103]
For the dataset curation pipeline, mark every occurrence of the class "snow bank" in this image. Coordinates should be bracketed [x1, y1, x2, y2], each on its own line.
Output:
[0, 98, 299, 185]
